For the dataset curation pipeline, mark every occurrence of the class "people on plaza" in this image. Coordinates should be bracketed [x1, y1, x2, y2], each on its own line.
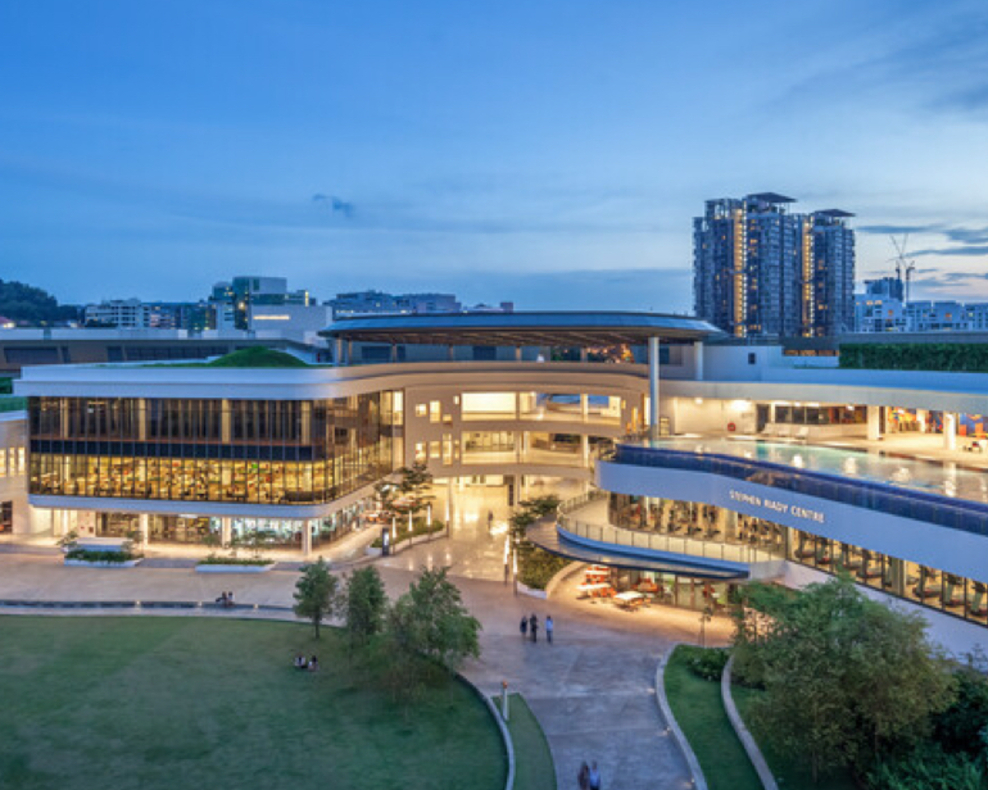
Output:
[578, 761, 590, 790]
[588, 761, 601, 790]
[487, 509, 494, 530]
[529, 613, 538, 643]
[545, 615, 554, 644]
[215, 592, 228, 606]
[308, 655, 319, 672]
[519, 615, 528, 639]
[226, 591, 235, 607]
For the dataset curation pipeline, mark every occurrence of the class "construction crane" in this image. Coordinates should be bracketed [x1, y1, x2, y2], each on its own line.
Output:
[889, 235, 916, 304]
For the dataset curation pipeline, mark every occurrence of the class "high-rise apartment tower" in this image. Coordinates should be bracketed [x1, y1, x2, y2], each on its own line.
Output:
[693, 193, 855, 338]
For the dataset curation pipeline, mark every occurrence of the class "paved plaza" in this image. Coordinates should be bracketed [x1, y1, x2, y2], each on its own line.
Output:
[0, 480, 733, 790]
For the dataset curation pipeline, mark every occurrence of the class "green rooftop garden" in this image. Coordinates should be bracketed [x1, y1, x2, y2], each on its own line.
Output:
[205, 346, 311, 368]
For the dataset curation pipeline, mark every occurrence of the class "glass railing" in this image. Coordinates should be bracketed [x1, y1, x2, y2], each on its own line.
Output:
[609, 444, 988, 537]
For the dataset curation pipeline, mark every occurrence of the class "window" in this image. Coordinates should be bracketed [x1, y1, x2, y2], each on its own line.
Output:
[748, 352, 757, 365]
[414, 443, 426, 463]
[415, 404, 428, 418]
[0, 501, 11, 533]
[429, 401, 441, 423]
[429, 441, 441, 459]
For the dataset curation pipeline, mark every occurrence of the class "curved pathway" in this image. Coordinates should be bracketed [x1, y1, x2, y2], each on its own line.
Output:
[0, 534, 732, 790]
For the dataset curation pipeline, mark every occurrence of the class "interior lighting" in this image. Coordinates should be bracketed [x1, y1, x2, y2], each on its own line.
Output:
[694, 398, 704, 405]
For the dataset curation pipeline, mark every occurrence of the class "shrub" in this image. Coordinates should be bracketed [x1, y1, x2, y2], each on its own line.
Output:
[678, 645, 730, 681]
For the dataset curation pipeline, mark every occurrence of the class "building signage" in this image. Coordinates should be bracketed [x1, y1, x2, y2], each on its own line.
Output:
[729, 489, 825, 524]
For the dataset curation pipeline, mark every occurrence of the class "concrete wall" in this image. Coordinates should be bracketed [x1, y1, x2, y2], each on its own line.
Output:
[0, 413, 30, 533]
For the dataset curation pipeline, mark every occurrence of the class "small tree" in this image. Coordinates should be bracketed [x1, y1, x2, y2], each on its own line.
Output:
[293, 558, 339, 639]
[394, 462, 434, 518]
[384, 567, 481, 700]
[344, 566, 388, 652]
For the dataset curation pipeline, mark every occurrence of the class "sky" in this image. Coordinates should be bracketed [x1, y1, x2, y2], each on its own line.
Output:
[1, 0, 987, 311]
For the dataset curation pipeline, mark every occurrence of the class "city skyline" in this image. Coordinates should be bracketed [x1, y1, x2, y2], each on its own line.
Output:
[2, 0, 987, 311]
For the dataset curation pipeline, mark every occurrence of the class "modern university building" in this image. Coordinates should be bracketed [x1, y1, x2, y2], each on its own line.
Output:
[12, 311, 988, 653]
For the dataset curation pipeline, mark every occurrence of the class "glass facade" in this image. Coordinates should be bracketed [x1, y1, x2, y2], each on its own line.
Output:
[606, 492, 988, 629]
[28, 393, 400, 505]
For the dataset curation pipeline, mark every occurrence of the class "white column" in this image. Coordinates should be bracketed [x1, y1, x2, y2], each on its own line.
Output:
[579, 347, 588, 362]
[581, 434, 590, 467]
[139, 513, 149, 551]
[580, 394, 589, 422]
[944, 412, 957, 450]
[693, 341, 704, 381]
[917, 409, 928, 432]
[221, 400, 231, 443]
[514, 346, 522, 362]
[221, 516, 232, 547]
[866, 405, 881, 441]
[334, 337, 343, 365]
[346, 340, 353, 365]
[390, 343, 398, 363]
[648, 336, 661, 439]
[447, 345, 455, 361]
[302, 519, 312, 558]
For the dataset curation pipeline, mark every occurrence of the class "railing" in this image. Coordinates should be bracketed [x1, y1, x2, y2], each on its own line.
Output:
[610, 444, 988, 538]
[556, 492, 779, 566]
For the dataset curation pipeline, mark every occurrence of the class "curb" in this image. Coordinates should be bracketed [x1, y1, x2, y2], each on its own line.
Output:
[544, 560, 585, 598]
[458, 677, 516, 790]
[721, 655, 778, 790]
[655, 646, 708, 790]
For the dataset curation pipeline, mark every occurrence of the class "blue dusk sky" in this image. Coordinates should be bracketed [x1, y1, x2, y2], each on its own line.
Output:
[1, 0, 987, 310]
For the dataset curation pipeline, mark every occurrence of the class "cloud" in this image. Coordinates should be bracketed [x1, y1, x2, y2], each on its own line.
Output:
[857, 223, 942, 236]
[913, 245, 988, 258]
[312, 193, 354, 218]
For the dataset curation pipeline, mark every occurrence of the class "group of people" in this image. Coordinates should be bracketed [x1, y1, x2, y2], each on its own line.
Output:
[578, 760, 602, 790]
[215, 591, 235, 608]
[293, 654, 319, 672]
[519, 612, 554, 643]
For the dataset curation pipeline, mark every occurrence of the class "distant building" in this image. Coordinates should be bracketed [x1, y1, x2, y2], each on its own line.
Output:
[328, 290, 513, 320]
[210, 276, 314, 330]
[83, 299, 214, 331]
[693, 193, 855, 339]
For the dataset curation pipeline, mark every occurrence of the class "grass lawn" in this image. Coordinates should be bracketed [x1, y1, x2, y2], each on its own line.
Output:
[732, 684, 857, 790]
[663, 646, 761, 790]
[493, 693, 555, 790]
[0, 616, 506, 790]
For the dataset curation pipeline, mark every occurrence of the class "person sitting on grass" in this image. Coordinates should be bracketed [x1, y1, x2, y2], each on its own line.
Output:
[215, 592, 228, 607]
[307, 655, 319, 672]
[293, 654, 307, 670]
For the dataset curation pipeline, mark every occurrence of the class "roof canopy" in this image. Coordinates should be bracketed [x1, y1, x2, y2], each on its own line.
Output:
[322, 311, 720, 346]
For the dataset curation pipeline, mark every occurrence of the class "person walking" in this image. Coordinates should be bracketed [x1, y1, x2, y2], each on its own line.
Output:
[519, 615, 528, 640]
[588, 761, 601, 790]
[529, 613, 538, 643]
[545, 615, 554, 644]
[578, 761, 590, 790]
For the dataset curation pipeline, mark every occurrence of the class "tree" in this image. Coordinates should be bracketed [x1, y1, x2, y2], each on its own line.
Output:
[293, 558, 339, 639]
[343, 566, 388, 651]
[734, 575, 955, 783]
[394, 462, 434, 518]
[384, 567, 481, 699]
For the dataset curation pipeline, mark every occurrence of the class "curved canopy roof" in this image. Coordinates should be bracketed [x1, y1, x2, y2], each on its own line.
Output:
[322, 311, 720, 346]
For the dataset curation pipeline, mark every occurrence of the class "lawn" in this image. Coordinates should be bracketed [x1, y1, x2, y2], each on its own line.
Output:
[732, 684, 857, 790]
[495, 693, 556, 790]
[663, 646, 761, 790]
[0, 616, 506, 790]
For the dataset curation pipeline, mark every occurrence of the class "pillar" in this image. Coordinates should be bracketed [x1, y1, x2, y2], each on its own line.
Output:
[866, 405, 881, 441]
[302, 518, 312, 557]
[693, 341, 704, 381]
[447, 344, 455, 361]
[944, 412, 957, 450]
[139, 513, 149, 551]
[390, 343, 398, 363]
[581, 434, 590, 467]
[334, 337, 343, 366]
[221, 516, 232, 548]
[580, 394, 589, 422]
[346, 340, 353, 365]
[579, 347, 588, 362]
[917, 409, 928, 433]
[514, 346, 522, 362]
[648, 336, 661, 440]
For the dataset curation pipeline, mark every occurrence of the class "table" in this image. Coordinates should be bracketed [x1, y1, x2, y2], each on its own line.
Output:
[614, 591, 646, 610]
[577, 582, 612, 599]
